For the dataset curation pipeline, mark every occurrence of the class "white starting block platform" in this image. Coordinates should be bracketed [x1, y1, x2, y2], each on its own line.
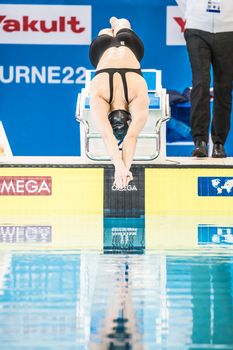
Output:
[0, 121, 13, 162]
[75, 69, 170, 163]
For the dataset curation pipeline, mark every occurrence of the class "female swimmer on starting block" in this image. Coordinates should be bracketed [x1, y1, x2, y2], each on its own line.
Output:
[89, 17, 149, 190]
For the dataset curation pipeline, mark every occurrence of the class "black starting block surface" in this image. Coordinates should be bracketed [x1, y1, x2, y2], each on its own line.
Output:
[104, 166, 145, 218]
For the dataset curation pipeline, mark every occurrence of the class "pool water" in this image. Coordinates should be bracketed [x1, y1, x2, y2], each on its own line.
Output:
[0, 248, 233, 350]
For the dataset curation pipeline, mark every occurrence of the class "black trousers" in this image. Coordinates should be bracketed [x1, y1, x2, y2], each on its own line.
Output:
[184, 29, 233, 145]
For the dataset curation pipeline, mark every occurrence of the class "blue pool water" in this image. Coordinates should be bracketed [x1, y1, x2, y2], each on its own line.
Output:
[0, 248, 233, 350]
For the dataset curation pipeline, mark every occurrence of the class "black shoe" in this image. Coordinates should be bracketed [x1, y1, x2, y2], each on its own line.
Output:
[212, 143, 227, 158]
[192, 140, 208, 157]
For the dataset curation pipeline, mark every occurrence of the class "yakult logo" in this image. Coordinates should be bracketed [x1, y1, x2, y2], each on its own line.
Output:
[0, 176, 52, 195]
[0, 15, 85, 33]
[0, 4, 91, 45]
[166, 6, 186, 46]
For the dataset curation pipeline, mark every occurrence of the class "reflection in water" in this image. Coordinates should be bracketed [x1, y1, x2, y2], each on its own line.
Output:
[198, 225, 233, 245]
[0, 225, 52, 243]
[190, 256, 233, 346]
[0, 250, 232, 349]
[104, 217, 145, 254]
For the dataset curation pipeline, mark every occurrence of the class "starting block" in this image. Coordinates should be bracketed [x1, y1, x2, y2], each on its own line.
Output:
[0, 121, 13, 162]
[75, 69, 170, 162]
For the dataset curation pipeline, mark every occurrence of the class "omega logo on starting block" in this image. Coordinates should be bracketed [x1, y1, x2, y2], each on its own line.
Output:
[112, 183, 138, 192]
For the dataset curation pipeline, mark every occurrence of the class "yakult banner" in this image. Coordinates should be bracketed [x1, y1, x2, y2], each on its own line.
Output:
[0, 4, 91, 44]
[166, 6, 186, 46]
[0, 0, 233, 157]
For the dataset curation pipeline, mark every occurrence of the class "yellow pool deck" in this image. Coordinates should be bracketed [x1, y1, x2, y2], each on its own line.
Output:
[0, 156, 232, 250]
[0, 156, 233, 215]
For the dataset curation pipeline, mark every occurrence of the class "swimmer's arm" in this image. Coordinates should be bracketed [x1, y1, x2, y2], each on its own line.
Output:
[101, 130, 132, 188]
[89, 93, 130, 188]
[101, 128, 123, 165]
[122, 133, 138, 171]
[89, 89, 120, 163]
[122, 101, 149, 171]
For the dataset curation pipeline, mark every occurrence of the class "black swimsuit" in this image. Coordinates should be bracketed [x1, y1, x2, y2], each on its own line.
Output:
[94, 68, 142, 104]
[89, 28, 144, 104]
[89, 28, 144, 67]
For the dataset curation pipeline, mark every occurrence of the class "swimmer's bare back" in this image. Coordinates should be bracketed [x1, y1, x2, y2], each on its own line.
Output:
[90, 71, 148, 112]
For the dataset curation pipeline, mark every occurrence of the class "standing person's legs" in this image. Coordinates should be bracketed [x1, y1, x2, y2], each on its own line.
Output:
[184, 29, 212, 156]
[211, 32, 233, 157]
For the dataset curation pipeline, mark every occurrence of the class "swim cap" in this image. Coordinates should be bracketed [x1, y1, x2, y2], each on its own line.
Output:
[108, 110, 132, 141]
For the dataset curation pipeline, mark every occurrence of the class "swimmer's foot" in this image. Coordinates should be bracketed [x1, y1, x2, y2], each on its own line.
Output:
[109, 16, 118, 28]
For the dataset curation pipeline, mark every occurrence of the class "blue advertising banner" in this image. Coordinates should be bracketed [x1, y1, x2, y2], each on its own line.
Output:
[198, 225, 233, 245]
[198, 177, 233, 197]
[0, 0, 232, 156]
